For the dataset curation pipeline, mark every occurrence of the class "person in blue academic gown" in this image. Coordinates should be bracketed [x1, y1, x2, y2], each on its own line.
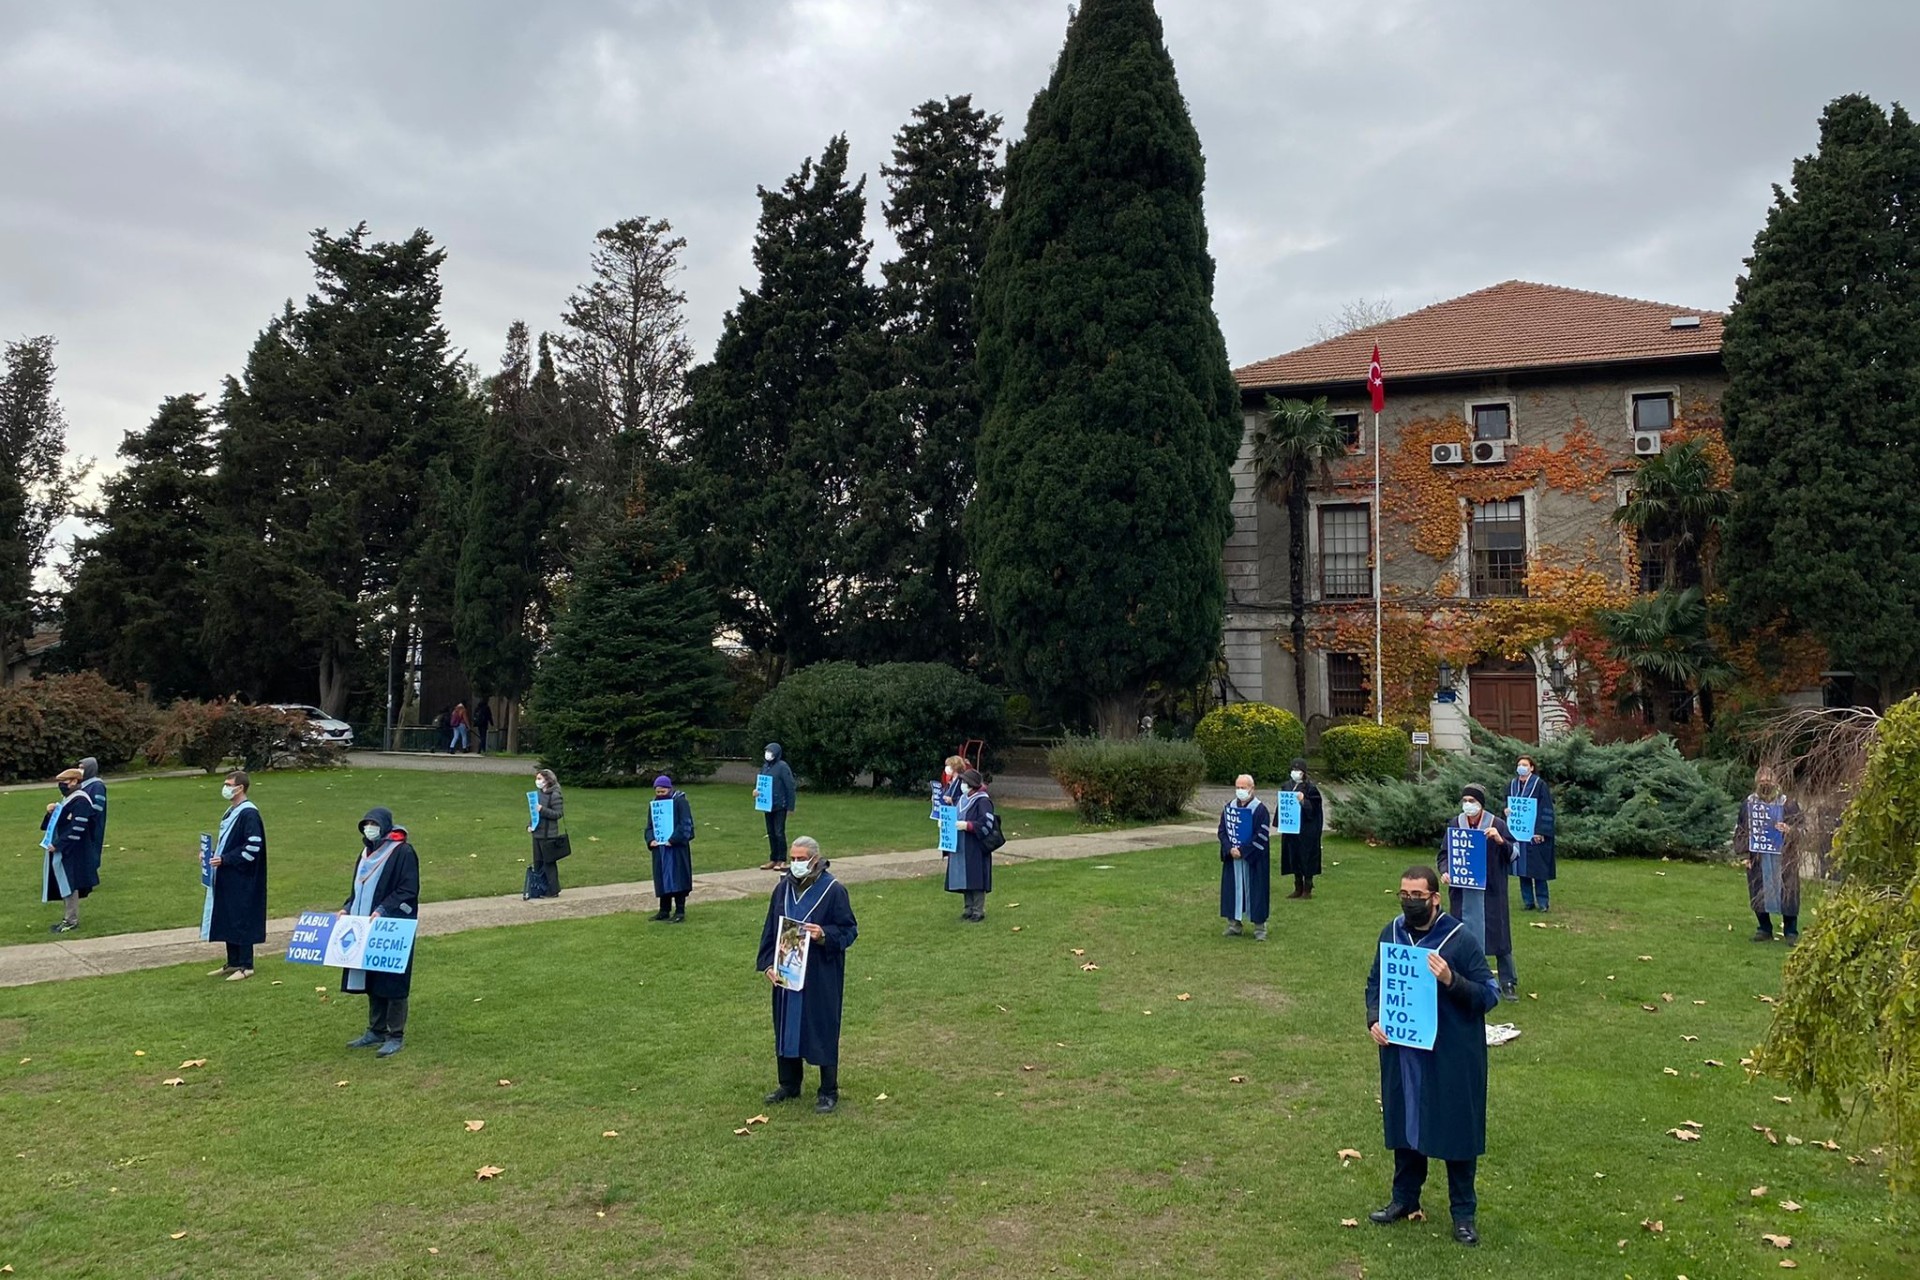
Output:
[759, 742, 797, 870]
[1508, 754, 1557, 912]
[77, 756, 107, 889]
[1443, 784, 1518, 998]
[1739, 767, 1802, 943]
[206, 769, 267, 980]
[1218, 773, 1273, 940]
[947, 768, 998, 922]
[341, 807, 420, 1058]
[1279, 757, 1325, 899]
[1365, 864, 1500, 1247]
[40, 768, 96, 933]
[756, 836, 858, 1113]
[645, 774, 695, 922]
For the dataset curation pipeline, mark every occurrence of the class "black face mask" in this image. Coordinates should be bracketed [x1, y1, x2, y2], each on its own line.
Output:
[1400, 897, 1436, 928]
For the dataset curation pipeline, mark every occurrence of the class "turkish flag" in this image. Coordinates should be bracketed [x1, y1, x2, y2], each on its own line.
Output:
[1368, 344, 1385, 413]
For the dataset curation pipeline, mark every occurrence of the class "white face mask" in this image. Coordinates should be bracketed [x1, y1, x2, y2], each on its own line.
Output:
[1461, 800, 1482, 818]
[221, 784, 238, 801]
[1516, 764, 1532, 778]
[1289, 770, 1303, 783]
[788, 859, 811, 879]
[961, 783, 974, 795]
[361, 824, 382, 842]
[765, 752, 775, 763]
[1234, 788, 1251, 802]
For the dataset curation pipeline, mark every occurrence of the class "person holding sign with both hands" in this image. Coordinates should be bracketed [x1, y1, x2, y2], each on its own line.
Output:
[1738, 767, 1800, 943]
[1365, 864, 1499, 1247]
[342, 807, 420, 1058]
[646, 775, 695, 922]
[1278, 757, 1324, 900]
[1507, 754, 1556, 912]
[1441, 784, 1517, 998]
[756, 836, 858, 1113]
[1217, 774, 1271, 940]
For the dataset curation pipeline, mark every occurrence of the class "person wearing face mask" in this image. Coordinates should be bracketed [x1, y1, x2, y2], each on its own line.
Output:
[40, 768, 97, 934]
[1365, 865, 1500, 1247]
[1442, 785, 1518, 998]
[1508, 755, 1557, 912]
[947, 768, 999, 922]
[645, 775, 695, 922]
[1218, 773, 1272, 940]
[1279, 757, 1325, 900]
[528, 769, 566, 898]
[205, 771, 267, 980]
[76, 756, 107, 890]
[1739, 767, 1802, 943]
[756, 836, 859, 1113]
[341, 808, 420, 1058]
[936, 755, 967, 810]
[758, 743, 798, 871]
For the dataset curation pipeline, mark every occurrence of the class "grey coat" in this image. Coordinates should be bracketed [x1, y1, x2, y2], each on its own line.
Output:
[533, 785, 565, 837]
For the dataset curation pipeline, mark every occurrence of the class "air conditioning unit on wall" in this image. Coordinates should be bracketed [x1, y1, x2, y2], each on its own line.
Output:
[1633, 431, 1664, 457]
[1430, 442, 1465, 466]
[1471, 440, 1507, 464]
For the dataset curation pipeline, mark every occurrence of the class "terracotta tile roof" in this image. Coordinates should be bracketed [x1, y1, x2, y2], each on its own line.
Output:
[1234, 280, 1724, 391]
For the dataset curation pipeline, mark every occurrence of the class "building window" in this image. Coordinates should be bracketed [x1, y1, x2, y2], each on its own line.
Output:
[1638, 538, 1670, 593]
[1632, 393, 1673, 435]
[1472, 403, 1512, 441]
[1470, 498, 1527, 597]
[1332, 411, 1362, 450]
[1319, 503, 1371, 598]
[1328, 654, 1369, 718]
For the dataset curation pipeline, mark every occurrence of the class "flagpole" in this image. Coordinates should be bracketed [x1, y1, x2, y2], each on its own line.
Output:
[1372, 409, 1383, 726]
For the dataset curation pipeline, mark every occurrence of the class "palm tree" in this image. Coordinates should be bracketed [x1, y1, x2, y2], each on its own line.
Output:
[1250, 396, 1350, 717]
[1611, 438, 1733, 591]
[1597, 587, 1738, 728]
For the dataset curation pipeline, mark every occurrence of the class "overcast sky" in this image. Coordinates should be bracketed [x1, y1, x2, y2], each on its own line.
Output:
[3, 0, 1916, 480]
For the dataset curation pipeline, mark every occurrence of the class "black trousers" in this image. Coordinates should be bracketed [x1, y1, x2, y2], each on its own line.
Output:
[766, 810, 789, 863]
[963, 889, 985, 916]
[778, 1055, 838, 1098]
[533, 843, 561, 894]
[368, 995, 409, 1038]
[225, 942, 254, 969]
[1392, 1147, 1477, 1222]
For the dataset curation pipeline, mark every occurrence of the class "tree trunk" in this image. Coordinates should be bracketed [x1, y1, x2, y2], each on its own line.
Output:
[1093, 691, 1143, 739]
[317, 645, 349, 718]
[505, 699, 522, 755]
[1288, 481, 1309, 718]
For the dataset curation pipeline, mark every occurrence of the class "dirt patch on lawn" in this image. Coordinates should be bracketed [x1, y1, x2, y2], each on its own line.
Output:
[1235, 981, 1294, 1011]
[0, 1016, 26, 1050]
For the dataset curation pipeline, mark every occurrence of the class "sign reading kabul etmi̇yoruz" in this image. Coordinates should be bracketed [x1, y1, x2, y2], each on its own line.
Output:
[1445, 826, 1488, 891]
[285, 912, 419, 973]
[1377, 941, 1439, 1050]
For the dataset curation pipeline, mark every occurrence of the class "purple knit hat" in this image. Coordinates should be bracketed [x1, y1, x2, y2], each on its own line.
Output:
[653, 775, 673, 788]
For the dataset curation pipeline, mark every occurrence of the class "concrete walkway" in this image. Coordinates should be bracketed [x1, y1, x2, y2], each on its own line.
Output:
[0, 820, 1214, 990]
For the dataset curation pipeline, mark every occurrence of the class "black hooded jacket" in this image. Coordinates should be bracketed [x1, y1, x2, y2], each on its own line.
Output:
[340, 807, 420, 998]
[763, 743, 796, 812]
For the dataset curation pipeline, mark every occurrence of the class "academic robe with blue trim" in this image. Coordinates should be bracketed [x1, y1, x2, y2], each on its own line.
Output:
[1507, 774, 1557, 882]
[80, 776, 107, 885]
[645, 790, 695, 896]
[339, 810, 419, 999]
[945, 791, 997, 894]
[755, 869, 858, 1066]
[1365, 912, 1499, 1161]
[1443, 812, 1516, 957]
[40, 791, 97, 899]
[1217, 799, 1272, 923]
[207, 802, 267, 945]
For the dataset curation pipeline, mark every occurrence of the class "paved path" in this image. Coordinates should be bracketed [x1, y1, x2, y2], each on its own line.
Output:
[0, 820, 1214, 990]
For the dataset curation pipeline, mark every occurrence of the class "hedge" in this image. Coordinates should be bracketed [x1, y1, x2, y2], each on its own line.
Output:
[1192, 703, 1304, 785]
[145, 701, 341, 773]
[1320, 722, 1412, 781]
[0, 673, 159, 782]
[1047, 736, 1205, 823]
[747, 662, 1007, 792]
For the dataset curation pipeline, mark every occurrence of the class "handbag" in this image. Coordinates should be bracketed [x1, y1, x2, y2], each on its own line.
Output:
[534, 832, 573, 862]
[980, 813, 1006, 855]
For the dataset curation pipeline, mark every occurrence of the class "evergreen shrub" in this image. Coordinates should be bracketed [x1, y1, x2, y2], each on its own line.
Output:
[1320, 723, 1412, 781]
[145, 701, 336, 773]
[1047, 735, 1205, 824]
[0, 673, 160, 781]
[747, 662, 1006, 792]
[1192, 703, 1304, 785]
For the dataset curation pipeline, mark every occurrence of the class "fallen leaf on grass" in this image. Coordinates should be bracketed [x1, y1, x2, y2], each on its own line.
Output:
[464, 1120, 485, 1132]
[1780, 1261, 1799, 1269]
[1022, 1064, 1035, 1071]
[315, 988, 326, 994]
[1773, 1095, 1793, 1104]
[1666, 1128, 1701, 1141]
[428, 1247, 439, 1254]
[733, 1127, 752, 1136]
[179, 1059, 207, 1069]
[1780, 1199, 1802, 1211]
[162, 1077, 185, 1087]
[1530, 921, 1548, 929]
[1757, 994, 1777, 1004]
[1006, 903, 1020, 909]
[170, 1231, 186, 1240]
[1662, 993, 1675, 1003]
[1642, 1004, 1659, 1013]
[1638, 955, 1653, 961]
[747, 1115, 769, 1125]
[1070, 949, 1086, 956]
[476, 1165, 504, 1181]
[134, 1050, 146, 1057]
[1406, 1210, 1427, 1222]
[1704, 1059, 1725, 1067]
[1751, 1185, 1769, 1197]
[1177, 993, 1192, 1001]
[270, 981, 282, 986]
[15, 1058, 26, 1065]
[874, 1093, 889, 1102]
[1785, 1135, 1804, 1146]
[1340, 1218, 1359, 1228]
[1681, 1035, 1698, 1042]
[602, 1131, 619, 1138]
[1663, 1067, 1681, 1076]
[1813, 1139, 1840, 1151]
[1761, 1233, 1792, 1248]
[1336, 1148, 1364, 1165]
[1080, 963, 1099, 972]
[1754, 1125, 1779, 1145]
[1009, 926, 1021, 933]
[1642, 1218, 1664, 1233]
[1681, 1119, 1703, 1129]
[497, 1079, 512, 1087]
[336, 1080, 349, 1088]
[1616, 1239, 1628, 1250]
[1528, 992, 1538, 1000]
[1142, 1010, 1153, 1016]
[1847, 1155, 1866, 1166]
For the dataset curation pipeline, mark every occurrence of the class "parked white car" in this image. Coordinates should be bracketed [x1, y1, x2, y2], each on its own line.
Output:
[270, 704, 355, 748]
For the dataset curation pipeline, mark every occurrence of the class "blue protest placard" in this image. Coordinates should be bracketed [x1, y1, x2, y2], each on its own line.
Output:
[1227, 804, 1253, 848]
[937, 804, 959, 853]
[527, 790, 540, 830]
[1275, 790, 1302, 835]
[284, 911, 419, 973]
[1748, 800, 1784, 855]
[754, 774, 773, 813]
[1506, 795, 1538, 843]
[198, 833, 216, 942]
[1445, 826, 1488, 891]
[1378, 941, 1438, 1050]
[930, 781, 943, 821]
[651, 799, 676, 844]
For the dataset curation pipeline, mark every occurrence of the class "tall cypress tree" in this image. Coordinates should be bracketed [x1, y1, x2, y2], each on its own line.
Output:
[971, 0, 1239, 734]
[677, 136, 883, 679]
[1721, 95, 1920, 704]
[61, 394, 216, 696]
[0, 336, 82, 660]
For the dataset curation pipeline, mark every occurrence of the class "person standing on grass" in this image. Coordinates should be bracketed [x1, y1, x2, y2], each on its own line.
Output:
[1365, 864, 1499, 1247]
[947, 768, 998, 923]
[1739, 767, 1802, 943]
[77, 756, 107, 888]
[646, 774, 695, 922]
[40, 767, 96, 934]
[1279, 757, 1324, 900]
[206, 770, 267, 980]
[1509, 754, 1556, 912]
[757, 836, 857, 1114]
[470, 697, 493, 754]
[937, 755, 967, 809]
[529, 768, 565, 898]
[1443, 784, 1518, 999]
[342, 807, 419, 1058]
[759, 742, 797, 870]
[1218, 773, 1272, 940]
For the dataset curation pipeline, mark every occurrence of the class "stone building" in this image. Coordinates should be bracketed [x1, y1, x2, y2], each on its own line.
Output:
[1225, 281, 1726, 744]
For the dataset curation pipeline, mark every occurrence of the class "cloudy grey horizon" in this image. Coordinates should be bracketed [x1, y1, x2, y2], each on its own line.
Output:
[3, 0, 1915, 492]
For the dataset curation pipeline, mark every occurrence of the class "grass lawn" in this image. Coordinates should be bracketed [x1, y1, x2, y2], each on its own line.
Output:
[1, 840, 1911, 1278]
[0, 770, 1102, 941]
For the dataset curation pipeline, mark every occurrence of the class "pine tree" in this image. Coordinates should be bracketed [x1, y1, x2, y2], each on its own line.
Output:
[1721, 94, 1920, 704]
[0, 336, 83, 660]
[530, 497, 728, 784]
[677, 136, 884, 678]
[972, 0, 1240, 735]
[60, 394, 216, 696]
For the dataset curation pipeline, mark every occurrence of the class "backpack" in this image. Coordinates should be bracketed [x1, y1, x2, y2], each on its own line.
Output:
[980, 812, 1007, 855]
[522, 864, 550, 900]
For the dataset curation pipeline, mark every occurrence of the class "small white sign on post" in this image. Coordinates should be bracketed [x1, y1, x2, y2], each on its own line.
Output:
[1411, 731, 1431, 747]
